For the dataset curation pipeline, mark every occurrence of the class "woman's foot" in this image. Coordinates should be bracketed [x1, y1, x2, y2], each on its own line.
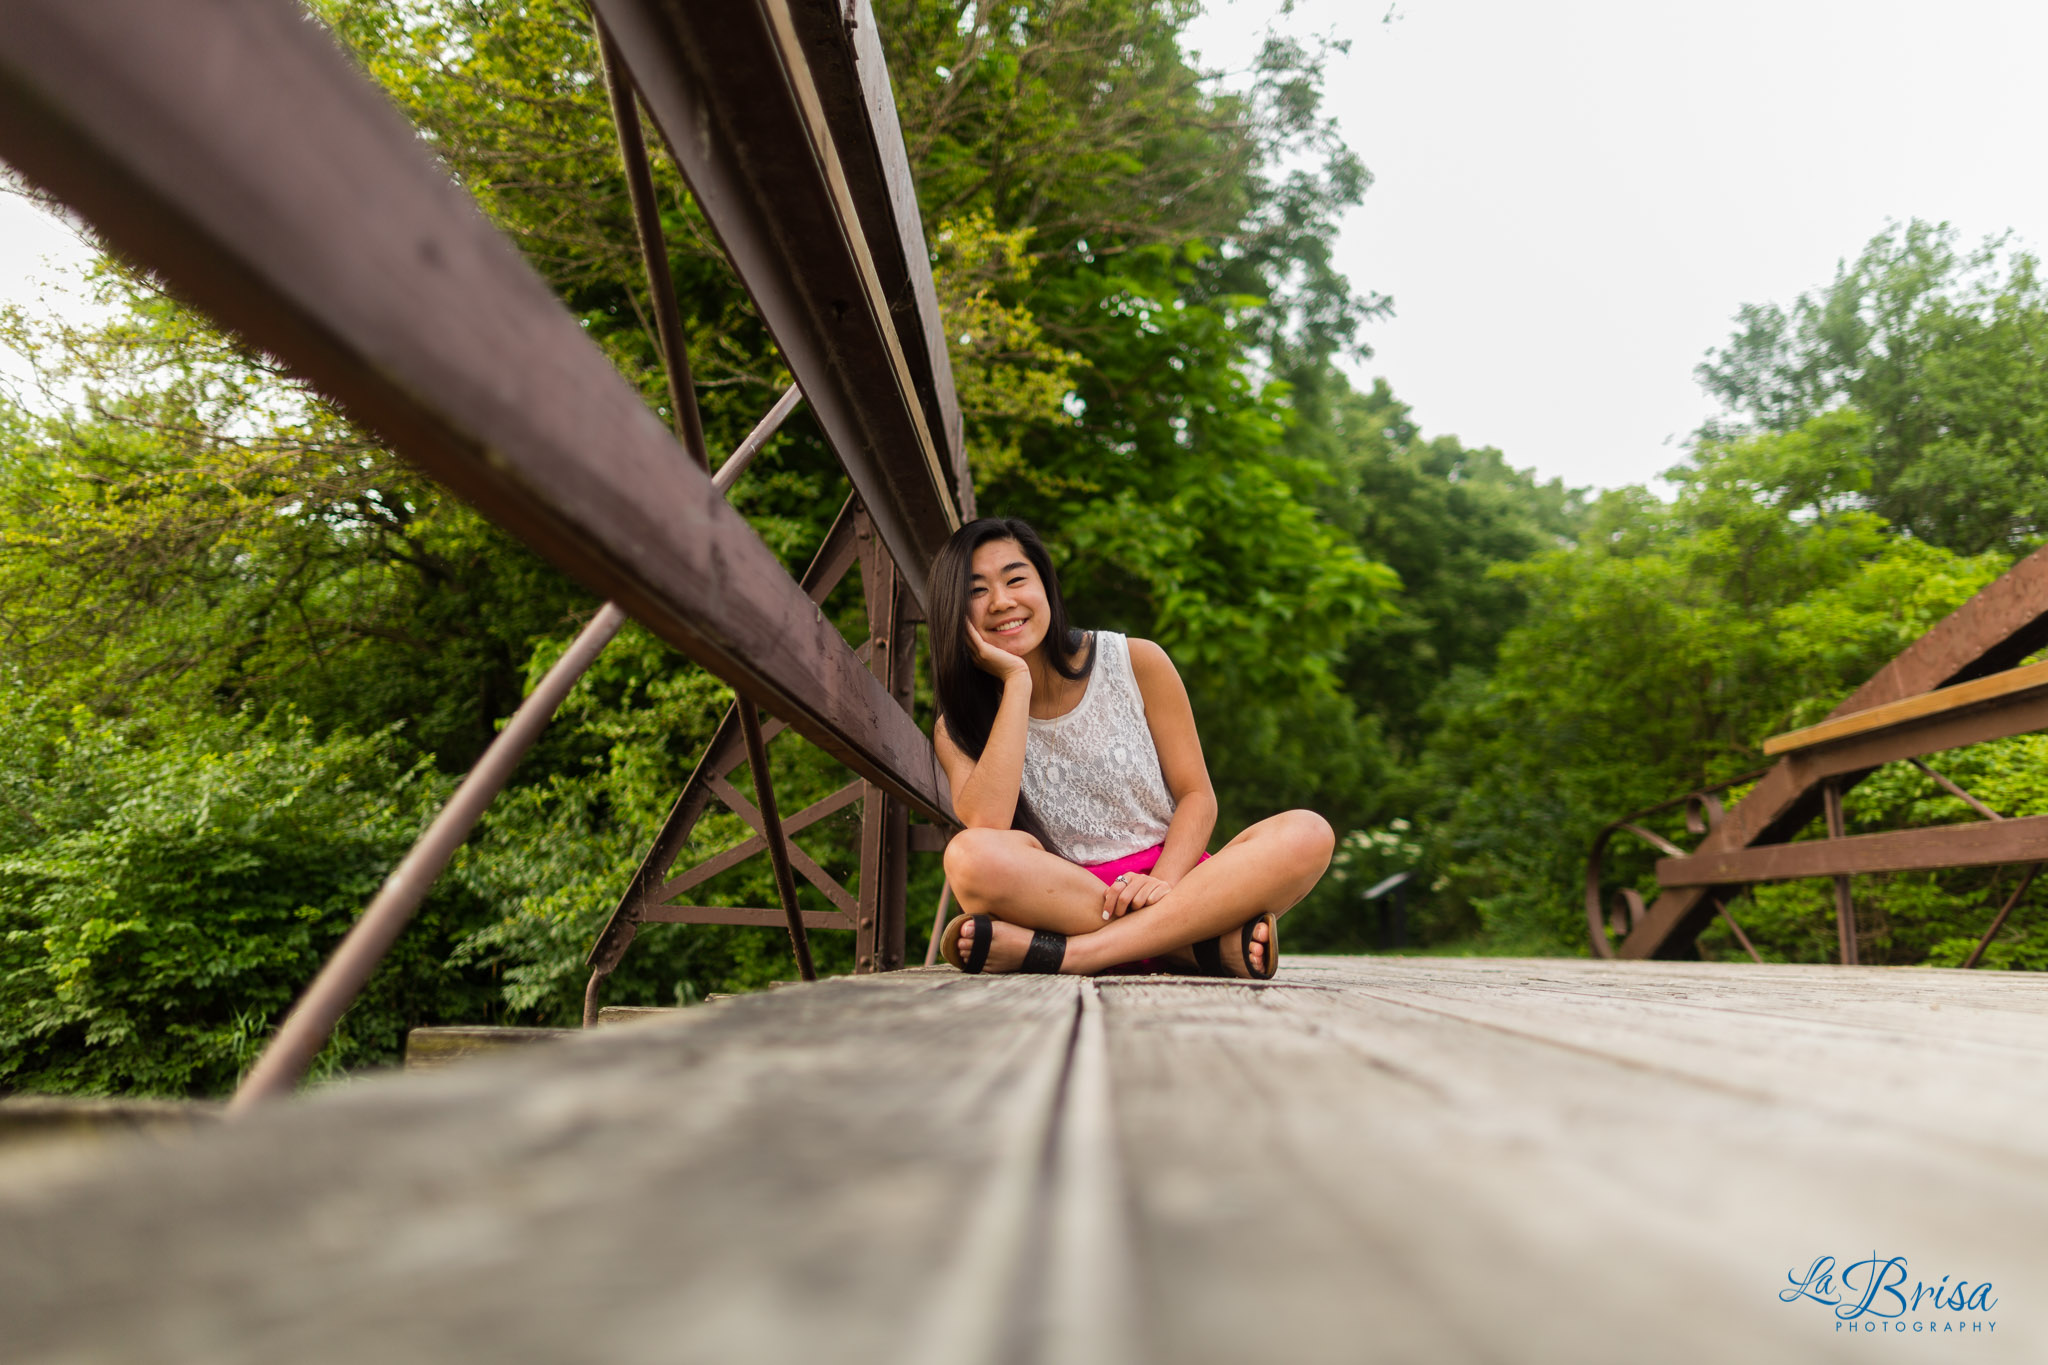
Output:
[1164, 914, 1275, 979]
[941, 914, 1066, 974]
[1244, 917, 1272, 975]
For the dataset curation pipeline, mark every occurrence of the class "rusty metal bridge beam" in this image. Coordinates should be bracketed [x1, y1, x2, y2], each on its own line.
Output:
[579, 494, 934, 1021]
[0, 0, 953, 828]
[582, 498, 863, 998]
[1655, 810, 2048, 886]
[231, 601, 629, 1110]
[593, 14, 707, 469]
[1617, 543, 2048, 959]
[588, 0, 971, 608]
[854, 503, 917, 973]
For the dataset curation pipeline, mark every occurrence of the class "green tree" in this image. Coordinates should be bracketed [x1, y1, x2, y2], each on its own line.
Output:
[1421, 415, 2008, 954]
[0, 267, 595, 768]
[1699, 221, 2048, 554]
[0, 0, 1415, 1086]
[1308, 379, 1584, 747]
[0, 703, 497, 1095]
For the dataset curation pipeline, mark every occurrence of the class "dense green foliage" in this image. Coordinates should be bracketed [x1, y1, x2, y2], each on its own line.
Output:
[0, 708, 491, 1092]
[0, 0, 1424, 1093]
[3, 3, 2045, 1096]
[1407, 225, 2048, 960]
[1701, 224, 2048, 555]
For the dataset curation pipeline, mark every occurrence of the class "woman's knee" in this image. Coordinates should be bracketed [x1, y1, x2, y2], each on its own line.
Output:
[943, 827, 1038, 897]
[1282, 809, 1336, 870]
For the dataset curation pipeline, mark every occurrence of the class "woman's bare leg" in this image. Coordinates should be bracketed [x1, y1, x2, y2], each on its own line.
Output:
[944, 829, 1122, 936]
[948, 811, 1334, 975]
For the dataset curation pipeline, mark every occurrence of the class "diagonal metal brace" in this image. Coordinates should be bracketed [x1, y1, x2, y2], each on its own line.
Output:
[739, 703, 816, 982]
[585, 498, 861, 975]
[703, 775, 861, 916]
[656, 780, 865, 903]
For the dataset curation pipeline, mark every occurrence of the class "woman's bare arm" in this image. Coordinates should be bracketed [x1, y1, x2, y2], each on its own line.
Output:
[1128, 638, 1217, 886]
[934, 654, 1034, 828]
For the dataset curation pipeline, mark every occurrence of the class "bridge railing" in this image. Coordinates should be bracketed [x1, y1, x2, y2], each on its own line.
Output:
[0, 0, 966, 1105]
[1591, 544, 2048, 964]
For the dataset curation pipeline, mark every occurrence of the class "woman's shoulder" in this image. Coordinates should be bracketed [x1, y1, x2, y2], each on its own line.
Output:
[1116, 636, 1181, 692]
[1090, 630, 1156, 662]
[1120, 636, 1174, 671]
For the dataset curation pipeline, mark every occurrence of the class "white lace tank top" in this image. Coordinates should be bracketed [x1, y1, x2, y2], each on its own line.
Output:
[1020, 632, 1176, 864]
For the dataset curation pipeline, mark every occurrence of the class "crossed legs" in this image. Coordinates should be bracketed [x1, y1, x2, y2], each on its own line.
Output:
[943, 810, 1335, 975]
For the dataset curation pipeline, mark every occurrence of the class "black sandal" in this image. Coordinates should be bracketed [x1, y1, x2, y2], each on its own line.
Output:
[1018, 929, 1066, 974]
[941, 914, 1068, 975]
[1189, 911, 1278, 980]
[941, 913, 994, 973]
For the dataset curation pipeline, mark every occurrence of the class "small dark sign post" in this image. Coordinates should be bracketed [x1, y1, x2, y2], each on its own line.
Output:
[1364, 870, 1414, 951]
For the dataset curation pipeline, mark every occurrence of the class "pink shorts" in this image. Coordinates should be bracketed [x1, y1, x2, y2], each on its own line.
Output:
[1081, 843, 1208, 975]
[1081, 843, 1209, 885]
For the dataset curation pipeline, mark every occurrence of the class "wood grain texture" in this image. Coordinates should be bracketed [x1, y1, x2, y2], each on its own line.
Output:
[1776, 688, 2048, 790]
[0, 973, 1080, 1364]
[4, 959, 2045, 1362]
[594, 1006, 683, 1026]
[1763, 659, 2048, 755]
[0, 1098, 218, 1146]
[402, 1027, 573, 1072]
[1106, 959, 2046, 1363]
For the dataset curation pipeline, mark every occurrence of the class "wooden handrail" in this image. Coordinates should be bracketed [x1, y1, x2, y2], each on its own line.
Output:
[1762, 658, 2048, 756]
[1621, 542, 2048, 958]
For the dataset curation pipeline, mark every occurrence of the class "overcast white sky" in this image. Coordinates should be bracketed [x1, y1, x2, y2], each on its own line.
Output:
[0, 187, 96, 396]
[5, 2, 2047, 491]
[1184, 0, 2048, 490]
[0, 190, 83, 304]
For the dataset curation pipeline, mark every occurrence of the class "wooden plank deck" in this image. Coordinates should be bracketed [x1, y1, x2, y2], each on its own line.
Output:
[0, 957, 2040, 1362]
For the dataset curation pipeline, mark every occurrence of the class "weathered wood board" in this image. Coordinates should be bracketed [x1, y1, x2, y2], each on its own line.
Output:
[0, 958, 2040, 1362]
[402, 1027, 575, 1072]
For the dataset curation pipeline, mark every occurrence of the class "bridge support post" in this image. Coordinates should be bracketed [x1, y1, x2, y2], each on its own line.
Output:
[1822, 779, 1859, 965]
[855, 507, 917, 973]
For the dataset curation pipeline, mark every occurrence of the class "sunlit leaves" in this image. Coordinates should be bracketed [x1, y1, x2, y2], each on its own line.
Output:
[1700, 221, 2048, 554]
[1424, 416, 2010, 956]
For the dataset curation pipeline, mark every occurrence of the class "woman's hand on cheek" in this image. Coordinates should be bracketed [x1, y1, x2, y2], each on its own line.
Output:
[966, 621, 1030, 682]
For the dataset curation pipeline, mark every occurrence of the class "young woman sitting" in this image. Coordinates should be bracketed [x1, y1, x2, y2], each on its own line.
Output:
[931, 517, 1335, 978]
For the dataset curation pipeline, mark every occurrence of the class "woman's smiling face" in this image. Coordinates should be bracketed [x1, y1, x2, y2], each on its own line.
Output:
[968, 537, 1051, 659]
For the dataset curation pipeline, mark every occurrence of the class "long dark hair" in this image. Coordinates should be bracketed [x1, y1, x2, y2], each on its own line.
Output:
[929, 517, 1095, 854]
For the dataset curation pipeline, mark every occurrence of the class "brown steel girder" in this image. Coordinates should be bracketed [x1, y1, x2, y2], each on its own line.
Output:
[584, 500, 865, 980]
[587, 0, 968, 608]
[854, 504, 918, 973]
[0, 0, 955, 829]
[580, 500, 939, 1018]
[1655, 809, 2048, 885]
[1612, 543, 2048, 959]
[1584, 775, 1767, 962]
